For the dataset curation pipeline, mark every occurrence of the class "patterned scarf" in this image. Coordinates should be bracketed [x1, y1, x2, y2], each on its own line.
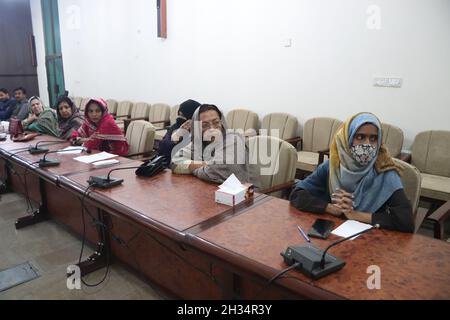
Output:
[329, 112, 403, 213]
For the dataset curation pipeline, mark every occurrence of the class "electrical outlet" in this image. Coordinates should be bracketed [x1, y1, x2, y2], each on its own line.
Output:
[373, 77, 403, 88]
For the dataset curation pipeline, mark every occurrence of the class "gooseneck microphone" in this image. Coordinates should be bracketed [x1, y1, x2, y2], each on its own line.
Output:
[87, 165, 144, 189]
[280, 223, 380, 280]
[38, 148, 88, 167]
[29, 140, 67, 154]
[319, 224, 380, 269]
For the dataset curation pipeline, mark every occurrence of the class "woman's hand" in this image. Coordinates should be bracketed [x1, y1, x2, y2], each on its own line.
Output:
[71, 137, 87, 146]
[26, 114, 38, 124]
[188, 161, 206, 172]
[180, 119, 192, 132]
[331, 188, 354, 214]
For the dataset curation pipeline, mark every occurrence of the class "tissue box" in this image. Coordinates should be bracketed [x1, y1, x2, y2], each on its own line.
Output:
[215, 187, 247, 206]
[215, 174, 254, 207]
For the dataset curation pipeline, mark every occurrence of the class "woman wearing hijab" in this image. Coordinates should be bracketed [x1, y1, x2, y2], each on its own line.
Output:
[56, 96, 84, 140]
[71, 98, 129, 156]
[171, 104, 260, 188]
[290, 112, 414, 232]
[22, 96, 59, 137]
[158, 99, 201, 162]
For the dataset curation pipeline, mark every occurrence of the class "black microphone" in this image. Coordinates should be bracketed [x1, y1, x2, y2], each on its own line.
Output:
[87, 165, 144, 189]
[87, 155, 167, 189]
[29, 140, 66, 154]
[38, 148, 88, 167]
[280, 224, 380, 280]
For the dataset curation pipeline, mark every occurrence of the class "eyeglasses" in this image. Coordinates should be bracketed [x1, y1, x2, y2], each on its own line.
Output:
[201, 119, 222, 129]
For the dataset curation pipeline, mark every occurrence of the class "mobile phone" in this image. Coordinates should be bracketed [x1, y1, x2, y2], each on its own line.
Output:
[308, 219, 335, 239]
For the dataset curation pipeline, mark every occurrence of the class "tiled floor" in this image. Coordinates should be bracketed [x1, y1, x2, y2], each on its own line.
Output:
[0, 193, 162, 300]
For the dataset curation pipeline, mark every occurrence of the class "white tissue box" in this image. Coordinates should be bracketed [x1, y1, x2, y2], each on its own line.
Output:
[215, 188, 247, 207]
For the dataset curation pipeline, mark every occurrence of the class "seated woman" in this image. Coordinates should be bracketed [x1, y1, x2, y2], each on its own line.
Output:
[22, 96, 59, 137]
[71, 98, 129, 156]
[171, 104, 260, 188]
[57, 96, 84, 140]
[289, 112, 414, 233]
[158, 99, 201, 162]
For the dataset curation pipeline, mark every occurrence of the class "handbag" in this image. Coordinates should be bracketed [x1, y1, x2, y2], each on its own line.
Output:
[8, 118, 24, 138]
[135, 155, 168, 177]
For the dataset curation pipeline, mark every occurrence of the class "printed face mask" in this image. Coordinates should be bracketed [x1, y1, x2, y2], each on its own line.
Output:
[351, 144, 377, 166]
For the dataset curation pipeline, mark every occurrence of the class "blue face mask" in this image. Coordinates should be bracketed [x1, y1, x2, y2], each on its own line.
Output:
[351, 144, 377, 166]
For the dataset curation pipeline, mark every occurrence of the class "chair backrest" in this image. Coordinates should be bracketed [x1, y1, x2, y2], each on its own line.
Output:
[302, 117, 342, 152]
[106, 99, 118, 115]
[72, 97, 83, 110]
[261, 113, 298, 140]
[149, 103, 170, 129]
[131, 102, 151, 119]
[392, 158, 423, 232]
[80, 97, 91, 112]
[381, 123, 404, 158]
[170, 105, 180, 126]
[116, 101, 133, 118]
[226, 109, 259, 137]
[248, 135, 297, 194]
[125, 120, 156, 155]
[411, 130, 450, 177]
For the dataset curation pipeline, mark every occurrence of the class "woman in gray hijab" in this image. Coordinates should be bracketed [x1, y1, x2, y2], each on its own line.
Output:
[171, 104, 260, 188]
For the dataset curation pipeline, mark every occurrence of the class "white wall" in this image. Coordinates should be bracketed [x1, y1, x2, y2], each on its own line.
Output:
[31, 0, 450, 149]
[30, 0, 49, 105]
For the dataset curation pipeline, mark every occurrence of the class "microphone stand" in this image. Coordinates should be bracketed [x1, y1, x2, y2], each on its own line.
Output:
[87, 165, 146, 189]
[29, 140, 67, 154]
[39, 148, 87, 167]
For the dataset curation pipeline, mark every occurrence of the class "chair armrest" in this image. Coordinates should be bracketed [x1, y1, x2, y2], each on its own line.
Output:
[150, 120, 170, 126]
[126, 150, 157, 159]
[285, 136, 302, 148]
[318, 149, 330, 165]
[123, 117, 148, 133]
[428, 200, 450, 240]
[260, 180, 296, 198]
[399, 152, 412, 163]
[114, 115, 129, 121]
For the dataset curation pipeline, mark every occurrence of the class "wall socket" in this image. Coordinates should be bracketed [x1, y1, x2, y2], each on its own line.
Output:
[373, 77, 403, 88]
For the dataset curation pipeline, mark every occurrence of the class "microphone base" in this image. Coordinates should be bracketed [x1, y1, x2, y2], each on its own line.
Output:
[87, 176, 124, 189]
[281, 244, 345, 280]
[29, 147, 49, 155]
[38, 158, 60, 167]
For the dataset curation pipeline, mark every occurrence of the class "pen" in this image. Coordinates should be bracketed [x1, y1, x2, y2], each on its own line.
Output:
[297, 225, 311, 243]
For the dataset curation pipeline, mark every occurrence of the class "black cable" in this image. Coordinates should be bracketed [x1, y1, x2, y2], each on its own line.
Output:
[78, 185, 111, 287]
[254, 262, 301, 299]
[22, 161, 40, 214]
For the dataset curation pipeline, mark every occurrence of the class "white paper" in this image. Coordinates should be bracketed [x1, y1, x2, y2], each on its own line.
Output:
[93, 159, 120, 168]
[74, 152, 118, 164]
[331, 220, 373, 240]
[57, 146, 86, 154]
[218, 174, 247, 195]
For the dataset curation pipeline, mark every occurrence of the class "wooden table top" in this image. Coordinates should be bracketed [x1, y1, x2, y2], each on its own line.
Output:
[59, 167, 248, 233]
[191, 197, 450, 300]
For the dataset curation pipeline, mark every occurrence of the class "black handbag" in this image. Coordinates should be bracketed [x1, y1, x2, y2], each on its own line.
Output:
[135, 155, 168, 177]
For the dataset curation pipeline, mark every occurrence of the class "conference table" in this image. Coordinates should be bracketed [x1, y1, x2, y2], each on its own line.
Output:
[1, 134, 450, 300]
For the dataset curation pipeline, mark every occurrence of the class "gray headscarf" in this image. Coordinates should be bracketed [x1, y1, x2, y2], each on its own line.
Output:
[172, 105, 261, 188]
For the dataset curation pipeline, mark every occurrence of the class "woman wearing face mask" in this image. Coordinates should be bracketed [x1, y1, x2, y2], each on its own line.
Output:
[22, 96, 59, 137]
[171, 104, 260, 188]
[289, 112, 414, 232]
[158, 99, 201, 162]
